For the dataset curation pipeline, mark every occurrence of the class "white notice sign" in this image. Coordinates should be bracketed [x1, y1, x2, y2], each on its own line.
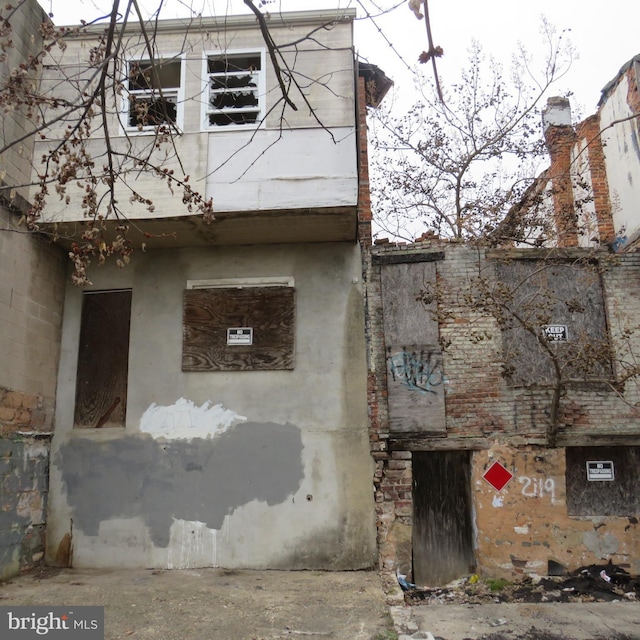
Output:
[227, 328, 253, 346]
[586, 461, 614, 481]
[543, 325, 568, 342]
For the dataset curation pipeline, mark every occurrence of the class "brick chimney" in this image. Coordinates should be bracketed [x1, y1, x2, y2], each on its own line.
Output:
[542, 97, 578, 247]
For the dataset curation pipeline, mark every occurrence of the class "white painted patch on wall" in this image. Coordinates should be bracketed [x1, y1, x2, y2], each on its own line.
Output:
[492, 495, 504, 508]
[140, 398, 246, 440]
[514, 525, 529, 535]
[166, 519, 218, 569]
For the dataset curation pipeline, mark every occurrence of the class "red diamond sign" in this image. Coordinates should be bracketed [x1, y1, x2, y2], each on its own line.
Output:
[483, 461, 513, 491]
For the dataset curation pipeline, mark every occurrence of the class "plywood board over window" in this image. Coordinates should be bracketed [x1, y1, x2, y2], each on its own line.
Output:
[380, 260, 446, 435]
[74, 290, 132, 428]
[566, 446, 640, 516]
[183, 286, 295, 371]
[495, 260, 613, 387]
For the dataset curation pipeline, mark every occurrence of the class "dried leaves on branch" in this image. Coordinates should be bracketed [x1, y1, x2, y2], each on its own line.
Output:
[0, 0, 343, 285]
[0, 0, 217, 284]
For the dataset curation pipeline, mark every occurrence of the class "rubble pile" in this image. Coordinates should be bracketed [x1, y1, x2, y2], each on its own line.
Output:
[402, 564, 640, 606]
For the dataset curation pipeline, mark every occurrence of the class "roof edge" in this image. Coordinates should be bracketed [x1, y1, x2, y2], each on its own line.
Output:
[56, 8, 356, 35]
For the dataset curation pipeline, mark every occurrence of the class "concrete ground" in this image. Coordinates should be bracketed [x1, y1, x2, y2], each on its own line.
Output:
[392, 600, 640, 640]
[2, 567, 640, 640]
[0, 567, 392, 640]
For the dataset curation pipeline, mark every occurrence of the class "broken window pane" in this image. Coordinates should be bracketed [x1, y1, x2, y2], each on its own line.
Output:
[206, 52, 262, 127]
[127, 58, 181, 129]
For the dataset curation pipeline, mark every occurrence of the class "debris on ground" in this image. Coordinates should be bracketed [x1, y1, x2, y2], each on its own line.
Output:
[402, 563, 640, 606]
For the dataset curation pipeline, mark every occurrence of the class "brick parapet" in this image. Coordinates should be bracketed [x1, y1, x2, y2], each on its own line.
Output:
[544, 125, 579, 247]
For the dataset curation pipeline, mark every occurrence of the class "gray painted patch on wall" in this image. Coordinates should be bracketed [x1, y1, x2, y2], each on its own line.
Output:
[56, 422, 304, 547]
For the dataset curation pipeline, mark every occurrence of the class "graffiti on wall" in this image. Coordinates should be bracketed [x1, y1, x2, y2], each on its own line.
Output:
[387, 349, 444, 395]
[519, 476, 557, 503]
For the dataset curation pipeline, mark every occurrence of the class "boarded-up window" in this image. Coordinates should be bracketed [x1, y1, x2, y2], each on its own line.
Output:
[495, 260, 612, 386]
[566, 446, 640, 516]
[380, 258, 446, 435]
[74, 290, 132, 428]
[182, 286, 295, 371]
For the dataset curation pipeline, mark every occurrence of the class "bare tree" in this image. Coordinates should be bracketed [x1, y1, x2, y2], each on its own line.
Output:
[0, 0, 361, 284]
[417, 248, 640, 447]
[369, 19, 575, 242]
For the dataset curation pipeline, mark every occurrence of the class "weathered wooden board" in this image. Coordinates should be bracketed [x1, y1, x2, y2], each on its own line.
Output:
[372, 251, 444, 266]
[74, 290, 132, 429]
[381, 261, 439, 346]
[182, 286, 295, 371]
[566, 446, 640, 516]
[413, 451, 476, 586]
[495, 260, 612, 386]
[390, 437, 489, 451]
[385, 344, 446, 434]
[381, 262, 445, 434]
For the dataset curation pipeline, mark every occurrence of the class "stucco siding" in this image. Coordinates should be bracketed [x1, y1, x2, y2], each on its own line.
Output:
[47, 242, 375, 569]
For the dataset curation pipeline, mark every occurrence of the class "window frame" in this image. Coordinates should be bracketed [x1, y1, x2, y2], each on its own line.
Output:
[122, 53, 186, 133]
[201, 48, 266, 131]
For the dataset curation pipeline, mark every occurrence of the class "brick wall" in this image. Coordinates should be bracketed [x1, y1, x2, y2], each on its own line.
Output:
[544, 123, 579, 247]
[575, 116, 615, 244]
[365, 242, 640, 580]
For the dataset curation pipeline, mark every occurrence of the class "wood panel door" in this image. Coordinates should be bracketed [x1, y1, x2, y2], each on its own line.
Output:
[412, 450, 475, 586]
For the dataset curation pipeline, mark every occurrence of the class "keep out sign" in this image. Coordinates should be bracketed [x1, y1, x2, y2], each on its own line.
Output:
[0, 607, 104, 639]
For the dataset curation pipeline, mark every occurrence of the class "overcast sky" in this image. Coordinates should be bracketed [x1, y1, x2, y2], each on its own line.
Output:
[38, 0, 639, 116]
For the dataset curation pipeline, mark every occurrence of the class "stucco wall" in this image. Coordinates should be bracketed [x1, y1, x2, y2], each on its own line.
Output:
[599, 71, 640, 246]
[34, 12, 358, 223]
[47, 242, 376, 570]
[474, 444, 640, 578]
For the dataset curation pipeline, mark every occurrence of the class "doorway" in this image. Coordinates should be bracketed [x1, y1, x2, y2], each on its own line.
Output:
[412, 450, 475, 586]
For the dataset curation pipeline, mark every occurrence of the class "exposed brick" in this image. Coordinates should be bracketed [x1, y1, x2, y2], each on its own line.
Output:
[364, 241, 640, 576]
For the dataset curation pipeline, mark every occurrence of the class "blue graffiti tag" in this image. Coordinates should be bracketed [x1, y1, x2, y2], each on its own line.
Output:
[388, 350, 444, 394]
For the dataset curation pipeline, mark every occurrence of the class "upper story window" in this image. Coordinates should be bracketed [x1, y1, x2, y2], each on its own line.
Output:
[125, 57, 183, 131]
[203, 50, 265, 129]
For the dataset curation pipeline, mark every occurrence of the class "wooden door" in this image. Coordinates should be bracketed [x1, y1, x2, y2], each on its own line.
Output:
[412, 450, 475, 586]
[74, 290, 132, 428]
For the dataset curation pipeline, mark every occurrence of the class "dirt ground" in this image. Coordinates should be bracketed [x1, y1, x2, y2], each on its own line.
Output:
[3, 566, 640, 640]
[0, 567, 392, 640]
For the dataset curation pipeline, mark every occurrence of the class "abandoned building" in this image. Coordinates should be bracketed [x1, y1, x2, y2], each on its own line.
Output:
[366, 53, 640, 586]
[503, 54, 640, 251]
[2, 0, 640, 588]
[0, 2, 393, 575]
[366, 242, 640, 585]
